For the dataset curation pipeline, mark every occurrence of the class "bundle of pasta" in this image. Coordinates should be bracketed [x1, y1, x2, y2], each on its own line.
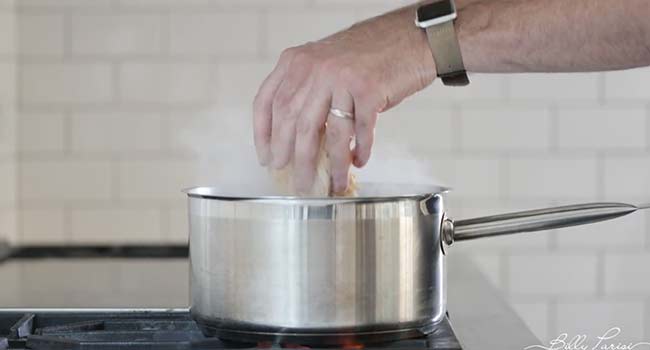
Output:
[271, 139, 358, 197]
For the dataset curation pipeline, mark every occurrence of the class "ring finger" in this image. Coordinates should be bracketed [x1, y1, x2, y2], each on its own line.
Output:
[326, 90, 355, 194]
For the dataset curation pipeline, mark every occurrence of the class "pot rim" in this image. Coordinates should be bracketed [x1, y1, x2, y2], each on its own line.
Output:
[183, 183, 449, 204]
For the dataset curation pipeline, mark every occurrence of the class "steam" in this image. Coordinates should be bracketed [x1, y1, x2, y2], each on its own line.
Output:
[177, 107, 277, 195]
[357, 145, 439, 185]
[355, 143, 443, 196]
[178, 107, 442, 197]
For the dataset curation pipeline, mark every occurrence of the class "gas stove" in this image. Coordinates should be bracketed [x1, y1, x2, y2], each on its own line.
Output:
[0, 244, 542, 349]
[0, 309, 461, 350]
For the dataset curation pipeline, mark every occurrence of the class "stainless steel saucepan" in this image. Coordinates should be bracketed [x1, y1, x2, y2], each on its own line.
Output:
[184, 184, 645, 345]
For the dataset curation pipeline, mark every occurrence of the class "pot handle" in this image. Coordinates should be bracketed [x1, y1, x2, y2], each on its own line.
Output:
[441, 202, 649, 247]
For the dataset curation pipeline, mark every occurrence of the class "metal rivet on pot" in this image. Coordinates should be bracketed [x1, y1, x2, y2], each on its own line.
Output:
[440, 215, 455, 255]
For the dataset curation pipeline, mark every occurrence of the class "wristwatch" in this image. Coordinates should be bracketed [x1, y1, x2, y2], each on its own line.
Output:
[416, 0, 469, 86]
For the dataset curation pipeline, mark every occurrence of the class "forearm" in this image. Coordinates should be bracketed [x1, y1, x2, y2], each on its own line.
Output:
[252, 0, 649, 186]
[457, 0, 650, 72]
[377, 0, 650, 75]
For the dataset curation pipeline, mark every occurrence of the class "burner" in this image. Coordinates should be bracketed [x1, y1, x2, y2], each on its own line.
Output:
[0, 310, 462, 350]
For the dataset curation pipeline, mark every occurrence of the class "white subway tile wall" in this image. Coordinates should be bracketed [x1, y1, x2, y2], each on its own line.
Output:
[604, 253, 650, 295]
[70, 14, 163, 55]
[266, 11, 356, 55]
[18, 113, 65, 153]
[70, 113, 163, 153]
[508, 73, 600, 101]
[119, 63, 218, 104]
[460, 107, 551, 151]
[69, 207, 162, 243]
[17, 14, 64, 56]
[20, 207, 66, 244]
[0, 162, 15, 207]
[557, 107, 646, 151]
[508, 253, 599, 296]
[0, 13, 15, 55]
[604, 156, 650, 200]
[2, 0, 649, 344]
[20, 63, 113, 104]
[20, 160, 112, 201]
[507, 156, 599, 199]
[169, 14, 259, 56]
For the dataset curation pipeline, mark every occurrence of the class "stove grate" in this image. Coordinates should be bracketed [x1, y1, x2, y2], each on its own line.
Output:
[0, 311, 461, 350]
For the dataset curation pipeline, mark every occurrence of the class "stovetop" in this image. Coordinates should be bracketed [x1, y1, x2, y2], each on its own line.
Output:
[0, 309, 462, 350]
[0, 243, 542, 349]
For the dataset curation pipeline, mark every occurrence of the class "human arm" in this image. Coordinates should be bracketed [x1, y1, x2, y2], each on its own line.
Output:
[253, 0, 650, 194]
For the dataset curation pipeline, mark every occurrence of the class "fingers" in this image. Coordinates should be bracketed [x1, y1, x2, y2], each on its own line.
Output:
[345, 71, 385, 169]
[325, 90, 355, 194]
[255, 43, 385, 192]
[352, 101, 379, 168]
[253, 59, 289, 166]
[269, 69, 313, 169]
[293, 88, 331, 193]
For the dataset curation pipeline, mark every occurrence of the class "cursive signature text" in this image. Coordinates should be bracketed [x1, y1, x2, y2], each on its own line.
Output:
[525, 327, 650, 350]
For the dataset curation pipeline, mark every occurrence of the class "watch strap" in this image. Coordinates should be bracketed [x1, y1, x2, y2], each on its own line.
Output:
[425, 21, 469, 86]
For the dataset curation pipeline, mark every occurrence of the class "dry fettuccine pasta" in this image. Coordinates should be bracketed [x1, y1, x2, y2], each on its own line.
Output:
[271, 137, 358, 197]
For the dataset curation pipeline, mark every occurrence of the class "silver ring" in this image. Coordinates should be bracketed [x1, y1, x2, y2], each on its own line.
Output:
[329, 108, 354, 121]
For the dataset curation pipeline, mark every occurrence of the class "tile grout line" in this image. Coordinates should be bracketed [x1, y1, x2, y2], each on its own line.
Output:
[62, 111, 72, 156]
[160, 111, 172, 158]
[646, 102, 650, 154]
[159, 202, 169, 242]
[548, 104, 558, 154]
[451, 104, 462, 154]
[62, 10, 72, 58]
[597, 72, 607, 106]
[14, 123, 22, 244]
[547, 199, 559, 252]
[257, 10, 269, 61]
[161, 4, 171, 58]
[502, 76, 511, 102]
[110, 157, 120, 204]
[596, 151, 605, 201]
[63, 201, 71, 243]
[13, 21, 22, 245]
[111, 60, 120, 109]
[498, 155, 510, 202]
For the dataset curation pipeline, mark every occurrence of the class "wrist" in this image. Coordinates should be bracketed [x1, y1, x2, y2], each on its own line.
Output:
[415, 0, 470, 86]
[403, 5, 439, 88]
[455, 1, 489, 73]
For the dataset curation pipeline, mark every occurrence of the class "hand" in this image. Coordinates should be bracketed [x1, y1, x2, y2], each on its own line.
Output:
[253, 6, 437, 193]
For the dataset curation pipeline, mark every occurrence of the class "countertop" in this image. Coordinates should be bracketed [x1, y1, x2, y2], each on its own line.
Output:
[446, 253, 540, 349]
[0, 247, 539, 349]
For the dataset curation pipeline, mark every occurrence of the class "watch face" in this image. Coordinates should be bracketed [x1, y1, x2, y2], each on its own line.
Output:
[417, 0, 456, 22]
